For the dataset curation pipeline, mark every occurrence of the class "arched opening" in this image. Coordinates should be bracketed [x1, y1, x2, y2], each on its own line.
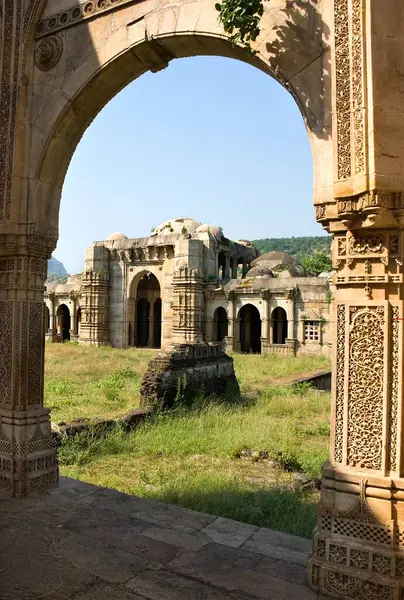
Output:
[272, 307, 288, 344]
[76, 307, 82, 338]
[218, 251, 226, 280]
[239, 304, 261, 353]
[44, 305, 50, 332]
[56, 304, 71, 341]
[213, 307, 228, 342]
[135, 273, 161, 348]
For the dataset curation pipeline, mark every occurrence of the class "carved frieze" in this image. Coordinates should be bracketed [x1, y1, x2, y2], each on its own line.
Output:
[334, 304, 345, 463]
[35, 0, 142, 39]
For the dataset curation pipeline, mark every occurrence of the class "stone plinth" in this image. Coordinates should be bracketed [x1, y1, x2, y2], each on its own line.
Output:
[140, 343, 239, 409]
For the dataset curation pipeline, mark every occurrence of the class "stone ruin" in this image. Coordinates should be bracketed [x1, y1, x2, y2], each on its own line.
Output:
[140, 343, 239, 409]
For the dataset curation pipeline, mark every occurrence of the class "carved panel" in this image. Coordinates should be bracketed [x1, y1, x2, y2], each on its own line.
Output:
[334, 304, 345, 463]
[347, 307, 384, 470]
[0, 301, 13, 405]
[351, 0, 364, 174]
[35, 35, 63, 71]
[27, 302, 44, 405]
[324, 570, 394, 600]
[334, 0, 351, 180]
[389, 306, 399, 472]
[0, 0, 21, 220]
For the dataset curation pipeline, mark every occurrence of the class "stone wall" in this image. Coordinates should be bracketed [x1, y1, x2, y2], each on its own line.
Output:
[140, 343, 239, 408]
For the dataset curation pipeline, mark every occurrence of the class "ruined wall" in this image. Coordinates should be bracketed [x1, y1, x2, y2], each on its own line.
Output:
[140, 343, 239, 408]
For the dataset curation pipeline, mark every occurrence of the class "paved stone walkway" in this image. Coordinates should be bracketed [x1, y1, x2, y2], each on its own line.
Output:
[0, 477, 329, 599]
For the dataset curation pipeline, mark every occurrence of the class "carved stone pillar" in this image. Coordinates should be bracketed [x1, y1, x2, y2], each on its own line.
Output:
[224, 290, 236, 352]
[242, 260, 248, 278]
[0, 241, 58, 498]
[47, 292, 55, 341]
[172, 266, 204, 344]
[309, 227, 404, 599]
[260, 290, 271, 353]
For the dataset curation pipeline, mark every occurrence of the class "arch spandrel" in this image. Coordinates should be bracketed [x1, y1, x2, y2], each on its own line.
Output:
[24, 0, 333, 235]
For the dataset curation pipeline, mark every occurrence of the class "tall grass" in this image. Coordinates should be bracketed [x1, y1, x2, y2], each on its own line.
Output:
[47, 344, 331, 537]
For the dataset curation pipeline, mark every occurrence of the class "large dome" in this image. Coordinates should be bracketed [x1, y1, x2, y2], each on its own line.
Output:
[106, 232, 128, 241]
[246, 266, 274, 278]
[151, 217, 201, 237]
[251, 251, 306, 277]
[195, 223, 223, 239]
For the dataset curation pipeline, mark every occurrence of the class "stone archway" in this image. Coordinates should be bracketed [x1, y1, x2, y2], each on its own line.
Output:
[3, 0, 404, 597]
[239, 304, 261, 354]
[131, 272, 161, 348]
[56, 304, 71, 341]
[213, 307, 228, 342]
[272, 307, 288, 344]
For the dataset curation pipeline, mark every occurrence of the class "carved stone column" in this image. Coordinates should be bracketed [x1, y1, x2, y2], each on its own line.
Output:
[172, 266, 204, 344]
[47, 292, 55, 341]
[309, 226, 404, 599]
[0, 239, 58, 498]
[260, 290, 271, 353]
[224, 290, 236, 352]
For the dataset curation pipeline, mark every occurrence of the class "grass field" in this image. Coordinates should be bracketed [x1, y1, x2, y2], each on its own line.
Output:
[46, 343, 331, 538]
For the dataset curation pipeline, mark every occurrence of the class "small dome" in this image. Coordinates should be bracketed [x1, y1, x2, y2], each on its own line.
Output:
[151, 217, 201, 237]
[246, 266, 274, 278]
[236, 239, 256, 249]
[195, 224, 223, 238]
[106, 232, 128, 241]
[251, 251, 297, 268]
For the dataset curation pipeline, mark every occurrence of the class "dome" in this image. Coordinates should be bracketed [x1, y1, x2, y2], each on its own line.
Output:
[246, 266, 274, 278]
[151, 217, 201, 237]
[195, 223, 223, 238]
[236, 239, 256, 249]
[106, 232, 128, 241]
[251, 251, 298, 268]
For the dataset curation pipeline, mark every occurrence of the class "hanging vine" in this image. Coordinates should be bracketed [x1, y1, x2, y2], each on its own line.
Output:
[215, 0, 266, 52]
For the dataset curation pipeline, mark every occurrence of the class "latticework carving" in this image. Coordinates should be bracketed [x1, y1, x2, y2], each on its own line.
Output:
[334, 304, 345, 463]
[347, 307, 384, 470]
[28, 302, 44, 405]
[324, 570, 394, 600]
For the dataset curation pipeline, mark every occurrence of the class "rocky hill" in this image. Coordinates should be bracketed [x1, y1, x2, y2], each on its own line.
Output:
[47, 256, 69, 283]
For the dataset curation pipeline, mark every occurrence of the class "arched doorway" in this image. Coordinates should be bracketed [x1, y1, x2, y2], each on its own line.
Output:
[239, 305, 261, 353]
[44, 305, 50, 333]
[56, 304, 71, 341]
[213, 307, 228, 342]
[272, 307, 288, 344]
[76, 307, 82, 338]
[135, 273, 161, 348]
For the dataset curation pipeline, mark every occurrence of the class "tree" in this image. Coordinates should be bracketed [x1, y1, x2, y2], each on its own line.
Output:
[216, 0, 266, 51]
[299, 252, 332, 277]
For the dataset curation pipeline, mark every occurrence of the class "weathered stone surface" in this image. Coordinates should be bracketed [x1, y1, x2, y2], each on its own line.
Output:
[140, 343, 240, 408]
[0, 478, 327, 599]
[201, 516, 258, 548]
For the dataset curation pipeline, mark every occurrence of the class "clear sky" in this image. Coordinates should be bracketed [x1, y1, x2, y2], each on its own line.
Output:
[58, 55, 325, 274]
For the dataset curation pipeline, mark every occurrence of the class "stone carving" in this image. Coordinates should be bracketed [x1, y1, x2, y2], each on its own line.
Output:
[352, 0, 365, 174]
[334, 304, 345, 463]
[389, 306, 399, 472]
[0, 0, 21, 221]
[347, 307, 384, 470]
[28, 302, 43, 405]
[35, 0, 140, 39]
[35, 35, 63, 71]
[324, 571, 394, 600]
[334, 0, 351, 180]
[0, 301, 13, 405]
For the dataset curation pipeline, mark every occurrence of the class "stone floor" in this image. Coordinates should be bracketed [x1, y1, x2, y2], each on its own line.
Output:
[0, 477, 329, 600]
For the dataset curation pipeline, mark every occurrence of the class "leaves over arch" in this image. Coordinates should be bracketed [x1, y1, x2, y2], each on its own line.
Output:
[215, 0, 266, 52]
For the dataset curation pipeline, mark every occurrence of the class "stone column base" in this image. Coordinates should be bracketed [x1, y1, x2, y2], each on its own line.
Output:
[0, 408, 58, 498]
[308, 465, 404, 600]
[261, 338, 270, 353]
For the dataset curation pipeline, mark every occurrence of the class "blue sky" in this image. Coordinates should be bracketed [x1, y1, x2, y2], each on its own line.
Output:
[58, 55, 325, 274]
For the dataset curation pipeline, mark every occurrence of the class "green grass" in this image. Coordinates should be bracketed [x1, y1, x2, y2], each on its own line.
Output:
[45, 343, 155, 422]
[47, 344, 331, 538]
